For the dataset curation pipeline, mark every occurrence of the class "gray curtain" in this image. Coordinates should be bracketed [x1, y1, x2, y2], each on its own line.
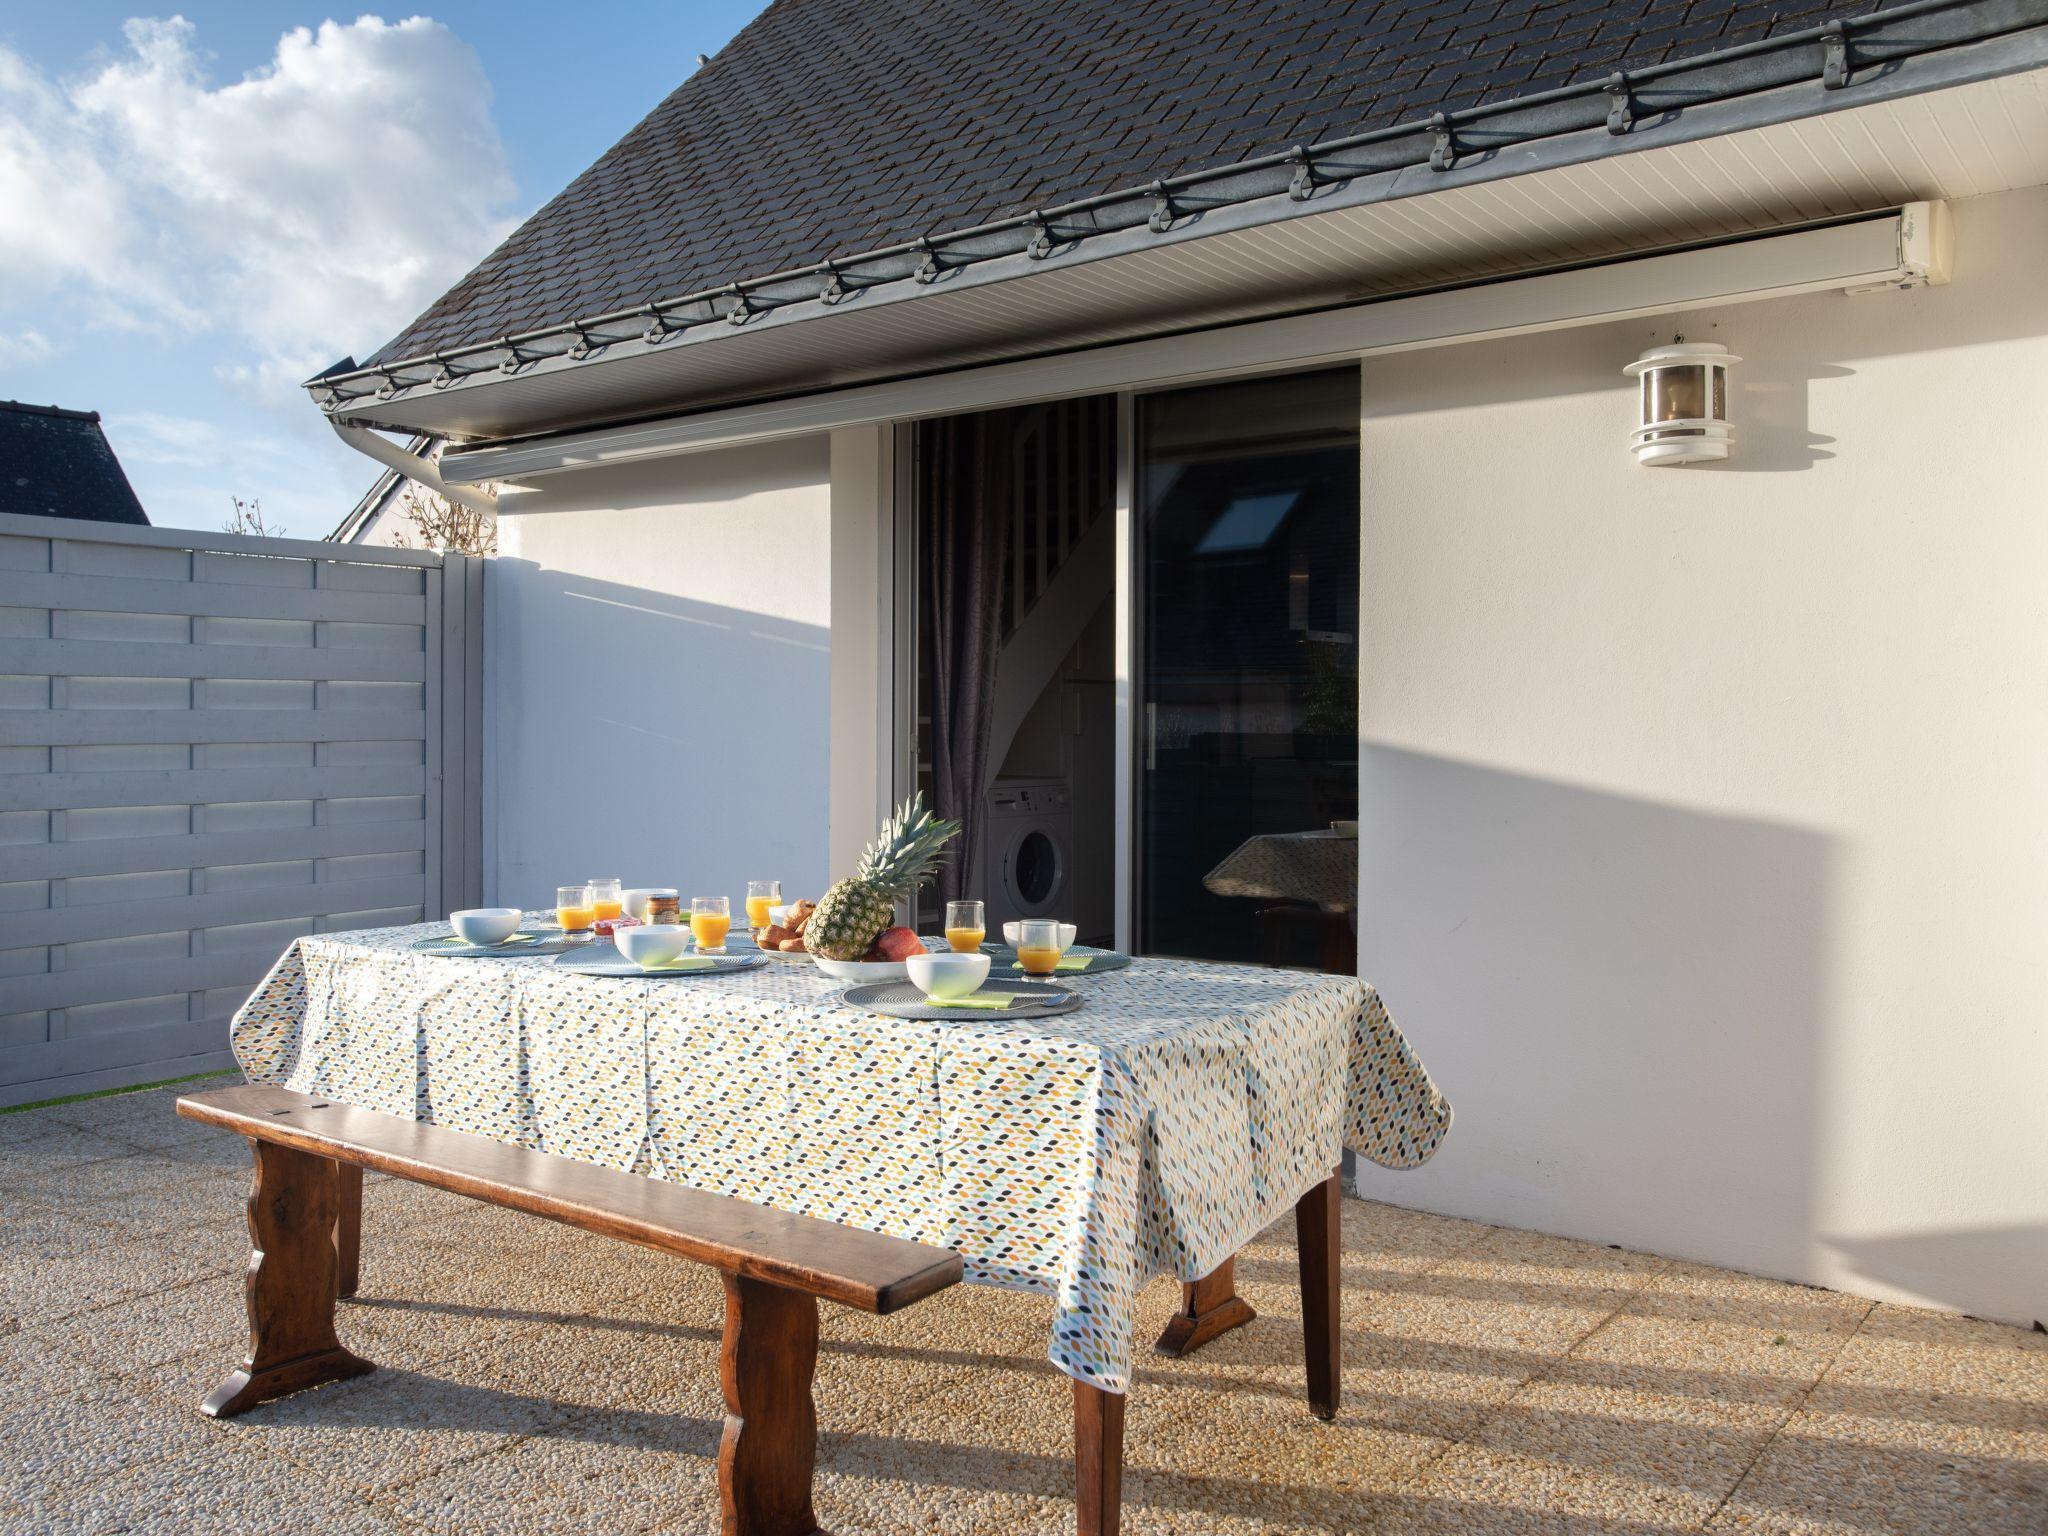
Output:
[924, 412, 1011, 905]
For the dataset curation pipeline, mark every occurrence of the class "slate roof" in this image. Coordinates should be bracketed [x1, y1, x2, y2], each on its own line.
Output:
[370, 0, 1883, 370]
[0, 401, 149, 526]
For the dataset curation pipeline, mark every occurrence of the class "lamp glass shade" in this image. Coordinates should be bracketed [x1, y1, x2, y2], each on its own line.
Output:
[1624, 343, 1739, 465]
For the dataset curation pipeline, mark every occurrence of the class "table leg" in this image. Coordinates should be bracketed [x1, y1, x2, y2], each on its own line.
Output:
[718, 1273, 821, 1536]
[202, 1140, 375, 1418]
[334, 1162, 363, 1299]
[1153, 1255, 1257, 1356]
[1296, 1170, 1342, 1420]
[1074, 1379, 1126, 1536]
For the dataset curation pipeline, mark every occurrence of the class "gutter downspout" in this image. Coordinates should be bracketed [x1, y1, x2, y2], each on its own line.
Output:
[329, 420, 498, 518]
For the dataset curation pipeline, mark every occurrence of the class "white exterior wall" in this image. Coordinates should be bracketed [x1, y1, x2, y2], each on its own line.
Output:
[486, 437, 836, 910]
[1350, 186, 2048, 1327]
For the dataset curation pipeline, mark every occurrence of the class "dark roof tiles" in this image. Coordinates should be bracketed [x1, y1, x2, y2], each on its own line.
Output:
[369, 0, 1875, 367]
[0, 401, 149, 526]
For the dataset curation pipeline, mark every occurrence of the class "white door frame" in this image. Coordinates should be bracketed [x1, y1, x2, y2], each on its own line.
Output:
[1111, 391, 1137, 953]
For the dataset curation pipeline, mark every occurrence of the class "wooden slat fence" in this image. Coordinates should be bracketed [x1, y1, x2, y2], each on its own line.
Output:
[0, 512, 483, 1106]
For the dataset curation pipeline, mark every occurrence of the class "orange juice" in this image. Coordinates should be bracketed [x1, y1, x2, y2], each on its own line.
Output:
[557, 902, 596, 932]
[691, 910, 731, 951]
[591, 898, 623, 924]
[1015, 944, 1061, 975]
[945, 927, 985, 954]
[745, 895, 775, 929]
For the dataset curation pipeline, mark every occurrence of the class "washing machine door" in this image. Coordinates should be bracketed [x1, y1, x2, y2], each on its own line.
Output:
[1002, 821, 1067, 919]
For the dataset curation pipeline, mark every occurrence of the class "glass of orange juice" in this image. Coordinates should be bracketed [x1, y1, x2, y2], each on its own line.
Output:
[556, 884, 596, 935]
[1015, 918, 1064, 976]
[746, 880, 781, 931]
[587, 878, 623, 925]
[944, 900, 986, 954]
[690, 895, 731, 954]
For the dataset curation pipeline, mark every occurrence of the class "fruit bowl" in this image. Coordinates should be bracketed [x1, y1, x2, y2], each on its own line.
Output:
[809, 954, 910, 983]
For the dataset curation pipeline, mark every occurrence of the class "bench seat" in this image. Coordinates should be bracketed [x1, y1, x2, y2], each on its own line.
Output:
[180, 1083, 960, 1313]
[178, 1082, 963, 1536]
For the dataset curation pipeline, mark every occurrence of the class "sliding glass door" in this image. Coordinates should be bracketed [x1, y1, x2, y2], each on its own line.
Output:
[1134, 367, 1361, 971]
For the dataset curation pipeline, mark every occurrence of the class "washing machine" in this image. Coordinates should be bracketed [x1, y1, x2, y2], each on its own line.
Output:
[979, 778, 1074, 931]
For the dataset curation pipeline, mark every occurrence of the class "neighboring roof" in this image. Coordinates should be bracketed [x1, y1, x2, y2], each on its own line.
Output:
[365, 0, 1882, 371]
[0, 401, 149, 525]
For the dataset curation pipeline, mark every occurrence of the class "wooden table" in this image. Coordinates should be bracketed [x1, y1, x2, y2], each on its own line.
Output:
[225, 924, 1451, 1531]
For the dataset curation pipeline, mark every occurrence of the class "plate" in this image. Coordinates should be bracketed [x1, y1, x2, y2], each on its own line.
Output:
[410, 931, 581, 959]
[809, 954, 910, 983]
[979, 943, 1133, 975]
[551, 947, 768, 979]
[841, 978, 1083, 1021]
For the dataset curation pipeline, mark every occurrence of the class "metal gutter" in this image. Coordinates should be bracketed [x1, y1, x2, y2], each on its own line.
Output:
[310, 0, 2048, 425]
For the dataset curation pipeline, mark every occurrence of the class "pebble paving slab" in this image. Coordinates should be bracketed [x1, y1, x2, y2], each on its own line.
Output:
[3, 1083, 2042, 1534]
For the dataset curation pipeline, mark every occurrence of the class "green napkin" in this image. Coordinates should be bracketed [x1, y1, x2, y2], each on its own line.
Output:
[922, 991, 1019, 1009]
[641, 956, 717, 972]
[1010, 956, 1091, 972]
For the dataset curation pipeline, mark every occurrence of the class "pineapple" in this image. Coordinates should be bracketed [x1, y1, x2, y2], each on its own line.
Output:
[808, 794, 960, 960]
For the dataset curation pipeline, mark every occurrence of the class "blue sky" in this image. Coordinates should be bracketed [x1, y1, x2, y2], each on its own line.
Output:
[0, 4, 767, 534]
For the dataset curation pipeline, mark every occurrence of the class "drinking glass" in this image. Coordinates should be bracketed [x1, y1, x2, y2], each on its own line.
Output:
[690, 895, 732, 954]
[587, 878, 623, 925]
[745, 880, 782, 932]
[944, 899, 986, 954]
[556, 884, 596, 934]
[1015, 918, 1063, 976]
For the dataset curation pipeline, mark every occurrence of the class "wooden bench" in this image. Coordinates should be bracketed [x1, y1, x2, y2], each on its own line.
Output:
[178, 1084, 962, 1536]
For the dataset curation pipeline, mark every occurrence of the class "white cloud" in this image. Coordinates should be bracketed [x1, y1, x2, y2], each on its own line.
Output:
[0, 327, 53, 367]
[0, 15, 516, 390]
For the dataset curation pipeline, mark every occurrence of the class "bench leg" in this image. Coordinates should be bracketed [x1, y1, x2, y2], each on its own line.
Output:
[203, 1140, 375, 1418]
[718, 1273, 820, 1536]
[1074, 1380, 1126, 1536]
[334, 1162, 363, 1299]
[1153, 1255, 1256, 1357]
[1296, 1170, 1342, 1421]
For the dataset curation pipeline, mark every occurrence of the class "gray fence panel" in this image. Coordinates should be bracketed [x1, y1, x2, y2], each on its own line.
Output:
[0, 512, 482, 1107]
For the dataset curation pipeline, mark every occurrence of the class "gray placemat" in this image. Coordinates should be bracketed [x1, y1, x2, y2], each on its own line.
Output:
[841, 978, 1083, 1021]
[552, 949, 768, 978]
[981, 944, 1133, 975]
[410, 932, 581, 958]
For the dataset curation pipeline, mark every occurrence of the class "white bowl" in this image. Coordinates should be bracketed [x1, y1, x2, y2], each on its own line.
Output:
[450, 908, 522, 946]
[810, 954, 910, 983]
[614, 924, 691, 969]
[1002, 920, 1078, 951]
[622, 886, 678, 921]
[906, 950, 990, 999]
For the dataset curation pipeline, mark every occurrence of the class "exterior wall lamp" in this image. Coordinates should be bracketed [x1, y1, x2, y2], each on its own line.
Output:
[1624, 341, 1738, 465]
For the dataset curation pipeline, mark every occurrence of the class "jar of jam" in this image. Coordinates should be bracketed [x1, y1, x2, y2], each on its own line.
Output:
[645, 894, 683, 925]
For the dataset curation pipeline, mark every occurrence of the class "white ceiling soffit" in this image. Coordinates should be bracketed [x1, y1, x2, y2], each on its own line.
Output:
[442, 209, 1935, 483]
[356, 39, 2048, 447]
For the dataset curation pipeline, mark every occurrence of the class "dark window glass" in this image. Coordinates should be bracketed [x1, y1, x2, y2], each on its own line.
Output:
[1137, 367, 1360, 971]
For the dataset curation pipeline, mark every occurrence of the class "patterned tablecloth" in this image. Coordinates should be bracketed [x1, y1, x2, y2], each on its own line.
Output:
[230, 923, 1450, 1393]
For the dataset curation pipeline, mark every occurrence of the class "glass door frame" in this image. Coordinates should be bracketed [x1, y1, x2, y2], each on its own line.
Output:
[892, 363, 1365, 957]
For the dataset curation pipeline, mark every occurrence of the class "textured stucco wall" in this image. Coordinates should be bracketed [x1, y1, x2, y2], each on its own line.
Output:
[485, 436, 834, 912]
[1349, 185, 2048, 1327]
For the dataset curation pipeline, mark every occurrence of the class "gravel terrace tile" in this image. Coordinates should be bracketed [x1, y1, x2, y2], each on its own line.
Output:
[1, 1087, 2040, 1535]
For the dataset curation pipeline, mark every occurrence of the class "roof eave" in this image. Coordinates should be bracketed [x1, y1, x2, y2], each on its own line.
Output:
[312, 0, 2048, 439]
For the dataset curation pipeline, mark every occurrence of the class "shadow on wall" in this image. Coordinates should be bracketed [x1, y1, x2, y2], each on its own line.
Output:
[1708, 358, 1853, 474]
[487, 559, 831, 907]
[1826, 1225, 2048, 1325]
[1349, 745, 1838, 1289]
